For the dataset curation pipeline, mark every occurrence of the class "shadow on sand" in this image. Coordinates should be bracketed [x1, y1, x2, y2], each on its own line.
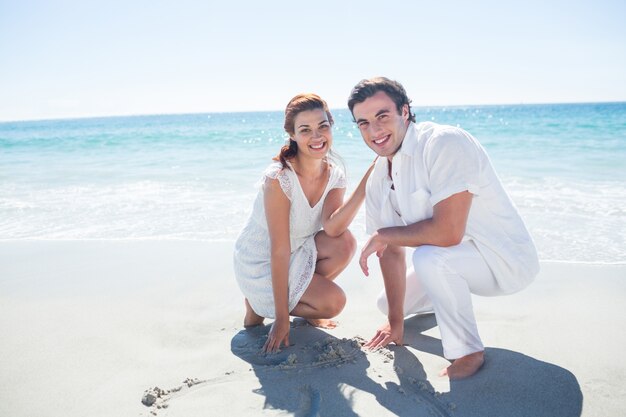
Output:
[231, 315, 582, 417]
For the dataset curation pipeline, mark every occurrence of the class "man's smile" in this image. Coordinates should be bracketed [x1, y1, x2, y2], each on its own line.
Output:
[373, 135, 390, 145]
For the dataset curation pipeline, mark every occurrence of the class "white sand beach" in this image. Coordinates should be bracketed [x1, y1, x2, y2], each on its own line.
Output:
[1, 240, 624, 417]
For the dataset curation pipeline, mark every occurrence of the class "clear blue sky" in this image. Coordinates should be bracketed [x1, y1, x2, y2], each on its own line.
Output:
[1, 0, 625, 121]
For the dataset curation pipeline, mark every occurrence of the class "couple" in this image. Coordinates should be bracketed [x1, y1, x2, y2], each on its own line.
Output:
[233, 77, 539, 380]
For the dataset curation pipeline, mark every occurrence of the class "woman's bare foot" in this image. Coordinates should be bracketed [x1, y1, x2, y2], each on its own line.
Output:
[306, 318, 338, 329]
[440, 351, 484, 380]
[243, 299, 264, 328]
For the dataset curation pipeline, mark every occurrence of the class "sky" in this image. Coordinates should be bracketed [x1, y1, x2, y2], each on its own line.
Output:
[1, 0, 625, 121]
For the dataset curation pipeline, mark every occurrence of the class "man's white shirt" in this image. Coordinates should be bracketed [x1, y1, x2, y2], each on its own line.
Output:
[365, 121, 539, 293]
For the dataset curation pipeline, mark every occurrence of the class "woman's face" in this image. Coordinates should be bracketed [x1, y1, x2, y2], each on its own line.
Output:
[291, 108, 333, 159]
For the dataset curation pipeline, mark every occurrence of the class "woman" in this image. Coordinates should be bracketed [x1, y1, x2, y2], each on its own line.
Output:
[234, 93, 374, 353]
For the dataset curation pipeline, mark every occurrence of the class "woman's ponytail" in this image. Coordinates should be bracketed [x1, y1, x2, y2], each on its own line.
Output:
[274, 139, 298, 168]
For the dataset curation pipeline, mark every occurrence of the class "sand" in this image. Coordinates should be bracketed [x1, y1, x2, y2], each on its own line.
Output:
[1, 240, 625, 416]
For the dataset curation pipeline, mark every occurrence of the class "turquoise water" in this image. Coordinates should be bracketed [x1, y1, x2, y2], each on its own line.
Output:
[1, 103, 625, 263]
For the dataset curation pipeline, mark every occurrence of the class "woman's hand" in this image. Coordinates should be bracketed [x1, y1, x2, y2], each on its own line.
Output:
[262, 317, 290, 353]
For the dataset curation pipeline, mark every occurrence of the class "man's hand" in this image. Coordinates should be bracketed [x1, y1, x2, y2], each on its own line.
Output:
[364, 319, 404, 349]
[263, 317, 290, 353]
[359, 232, 388, 276]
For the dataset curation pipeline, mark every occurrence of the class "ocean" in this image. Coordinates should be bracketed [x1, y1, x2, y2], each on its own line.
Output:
[1, 103, 625, 264]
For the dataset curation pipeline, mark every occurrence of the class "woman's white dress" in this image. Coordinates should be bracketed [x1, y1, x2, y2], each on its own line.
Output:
[233, 161, 346, 318]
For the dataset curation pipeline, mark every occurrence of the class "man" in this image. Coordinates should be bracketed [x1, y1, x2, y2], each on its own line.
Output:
[348, 77, 539, 379]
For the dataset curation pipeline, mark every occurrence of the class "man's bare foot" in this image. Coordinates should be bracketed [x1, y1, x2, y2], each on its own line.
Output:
[440, 351, 484, 380]
[243, 299, 264, 328]
[306, 318, 338, 329]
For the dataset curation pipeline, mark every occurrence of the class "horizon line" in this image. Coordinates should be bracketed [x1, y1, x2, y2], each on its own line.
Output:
[2, 99, 625, 124]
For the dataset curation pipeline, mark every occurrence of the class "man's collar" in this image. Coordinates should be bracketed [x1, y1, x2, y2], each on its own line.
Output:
[398, 122, 418, 157]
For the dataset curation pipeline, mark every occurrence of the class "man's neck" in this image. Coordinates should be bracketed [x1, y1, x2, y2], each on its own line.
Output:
[386, 120, 411, 170]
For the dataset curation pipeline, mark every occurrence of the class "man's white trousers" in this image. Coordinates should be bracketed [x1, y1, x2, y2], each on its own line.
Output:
[377, 241, 504, 359]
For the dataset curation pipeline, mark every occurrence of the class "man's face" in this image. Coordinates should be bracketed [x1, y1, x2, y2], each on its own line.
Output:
[352, 90, 409, 159]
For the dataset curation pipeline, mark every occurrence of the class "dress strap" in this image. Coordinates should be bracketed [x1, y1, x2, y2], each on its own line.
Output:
[329, 163, 347, 190]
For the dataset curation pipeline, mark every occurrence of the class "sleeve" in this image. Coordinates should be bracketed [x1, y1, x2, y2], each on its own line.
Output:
[262, 163, 293, 201]
[330, 164, 347, 190]
[424, 127, 482, 206]
[365, 176, 383, 235]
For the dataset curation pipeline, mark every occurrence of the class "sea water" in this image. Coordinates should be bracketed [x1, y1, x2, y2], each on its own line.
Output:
[1, 103, 625, 264]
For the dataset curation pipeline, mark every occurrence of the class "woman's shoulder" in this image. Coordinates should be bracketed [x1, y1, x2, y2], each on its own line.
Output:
[327, 158, 344, 174]
[327, 160, 346, 189]
[263, 161, 290, 179]
[262, 161, 293, 200]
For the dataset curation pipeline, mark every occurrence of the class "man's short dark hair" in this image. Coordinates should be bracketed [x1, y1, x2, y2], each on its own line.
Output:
[347, 77, 416, 123]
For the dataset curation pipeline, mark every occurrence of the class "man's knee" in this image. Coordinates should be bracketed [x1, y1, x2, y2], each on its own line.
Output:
[412, 245, 447, 285]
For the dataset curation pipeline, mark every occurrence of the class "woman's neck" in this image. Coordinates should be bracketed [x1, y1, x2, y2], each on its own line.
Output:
[290, 155, 326, 179]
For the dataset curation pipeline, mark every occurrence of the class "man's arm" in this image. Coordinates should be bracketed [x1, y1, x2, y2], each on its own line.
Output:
[364, 244, 406, 348]
[382, 190, 472, 247]
[359, 190, 472, 275]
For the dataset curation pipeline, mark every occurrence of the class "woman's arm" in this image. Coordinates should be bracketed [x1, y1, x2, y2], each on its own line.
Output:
[322, 158, 377, 237]
[262, 177, 292, 353]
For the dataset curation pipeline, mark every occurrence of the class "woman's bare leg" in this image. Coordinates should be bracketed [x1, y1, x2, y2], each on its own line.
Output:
[301, 231, 355, 327]
[243, 298, 265, 328]
[291, 274, 346, 328]
[250, 231, 353, 329]
[314, 230, 357, 280]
